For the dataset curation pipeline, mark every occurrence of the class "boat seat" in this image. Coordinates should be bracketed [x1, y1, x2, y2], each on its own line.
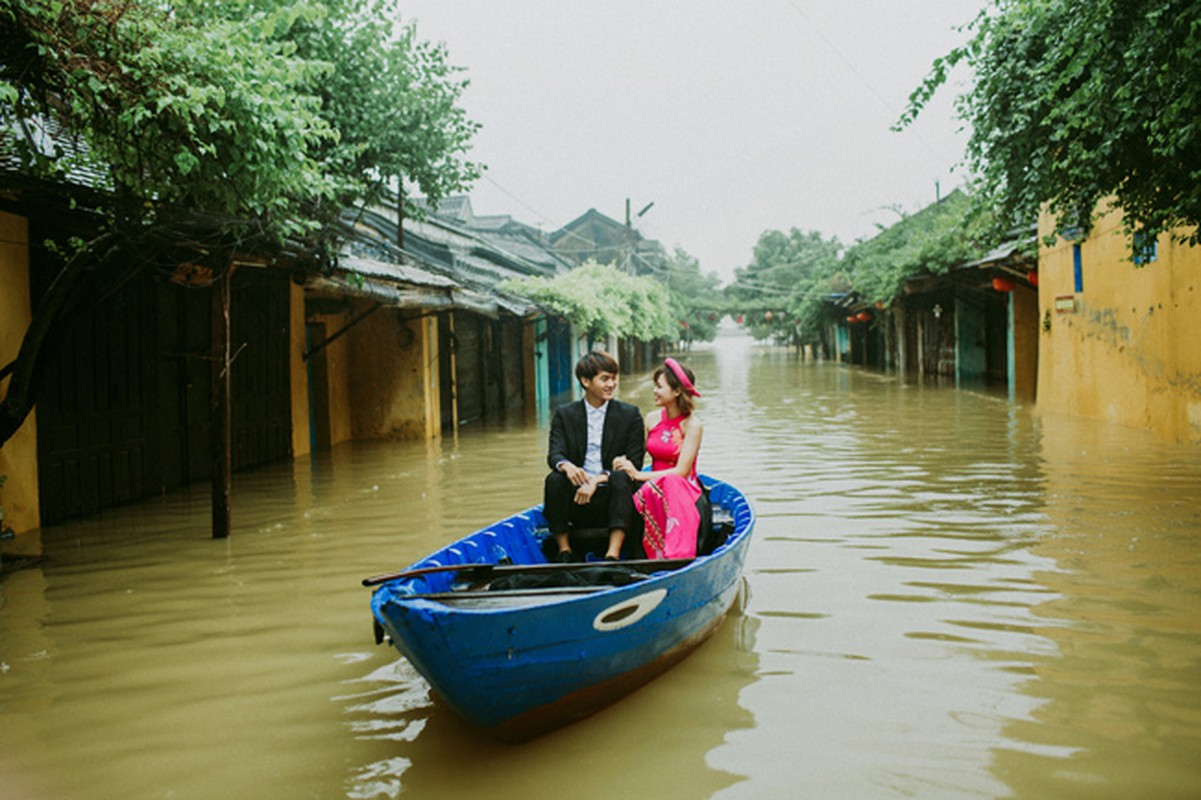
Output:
[538, 526, 634, 562]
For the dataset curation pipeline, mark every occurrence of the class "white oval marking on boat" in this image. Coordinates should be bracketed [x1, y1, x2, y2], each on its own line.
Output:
[593, 589, 668, 632]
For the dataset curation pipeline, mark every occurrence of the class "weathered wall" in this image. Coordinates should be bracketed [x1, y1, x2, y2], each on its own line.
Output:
[0, 211, 40, 533]
[1011, 284, 1040, 402]
[1037, 204, 1201, 442]
[306, 308, 355, 447]
[347, 309, 440, 439]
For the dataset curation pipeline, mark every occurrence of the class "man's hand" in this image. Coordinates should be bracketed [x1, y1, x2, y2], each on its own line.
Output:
[573, 479, 597, 505]
[560, 462, 588, 486]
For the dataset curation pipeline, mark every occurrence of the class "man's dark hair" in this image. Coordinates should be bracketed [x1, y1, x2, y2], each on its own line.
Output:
[575, 350, 619, 384]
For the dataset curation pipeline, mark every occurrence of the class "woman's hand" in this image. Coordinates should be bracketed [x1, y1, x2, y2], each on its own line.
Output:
[611, 455, 637, 478]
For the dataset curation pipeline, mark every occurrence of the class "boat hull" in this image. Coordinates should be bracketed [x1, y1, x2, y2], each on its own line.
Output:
[370, 477, 755, 740]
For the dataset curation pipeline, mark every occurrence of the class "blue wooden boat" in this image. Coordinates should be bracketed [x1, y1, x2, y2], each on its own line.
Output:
[366, 476, 755, 741]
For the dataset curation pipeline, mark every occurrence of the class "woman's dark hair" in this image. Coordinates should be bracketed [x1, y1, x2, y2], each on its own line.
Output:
[575, 350, 619, 384]
[655, 361, 697, 415]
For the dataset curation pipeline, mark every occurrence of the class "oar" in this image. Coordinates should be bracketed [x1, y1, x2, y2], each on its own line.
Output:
[397, 586, 609, 602]
[361, 556, 695, 587]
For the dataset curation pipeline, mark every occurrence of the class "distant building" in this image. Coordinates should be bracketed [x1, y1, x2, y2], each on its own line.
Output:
[549, 207, 668, 276]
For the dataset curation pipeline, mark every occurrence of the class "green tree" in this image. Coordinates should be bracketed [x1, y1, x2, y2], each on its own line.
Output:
[182, 0, 481, 213]
[504, 261, 676, 342]
[725, 228, 843, 346]
[0, 0, 480, 444]
[663, 247, 723, 347]
[898, 0, 1201, 245]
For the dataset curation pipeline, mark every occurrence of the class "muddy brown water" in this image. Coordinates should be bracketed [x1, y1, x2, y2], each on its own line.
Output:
[2, 334, 1199, 799]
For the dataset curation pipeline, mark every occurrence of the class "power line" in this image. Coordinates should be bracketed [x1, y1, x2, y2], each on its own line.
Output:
[780, 0, 958, 173]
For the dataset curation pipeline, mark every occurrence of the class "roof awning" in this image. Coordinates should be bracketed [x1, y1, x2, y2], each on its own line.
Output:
[312, 251, 539, 319]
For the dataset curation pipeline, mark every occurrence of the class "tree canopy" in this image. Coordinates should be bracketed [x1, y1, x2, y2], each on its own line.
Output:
[504, 261, 676, 342]
[662, 247, 724, 346]
[899, 0, 1201, 245]
[0, 0, 480, 445]
[724, 227, 844, 346]
[1, 0, 480, 244]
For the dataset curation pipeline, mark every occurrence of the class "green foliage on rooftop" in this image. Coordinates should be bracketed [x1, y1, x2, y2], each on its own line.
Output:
[841, 190, 993, 304]
[504, 261, 676, 341]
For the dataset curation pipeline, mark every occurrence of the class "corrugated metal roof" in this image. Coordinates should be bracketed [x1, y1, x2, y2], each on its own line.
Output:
[336, 252, 458, 289]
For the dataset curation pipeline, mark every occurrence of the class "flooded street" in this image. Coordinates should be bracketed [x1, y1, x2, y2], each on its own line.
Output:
[2, 334, 1200, 799]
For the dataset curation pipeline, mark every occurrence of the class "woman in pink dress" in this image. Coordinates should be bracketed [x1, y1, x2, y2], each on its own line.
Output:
[613, 358, 704, 559]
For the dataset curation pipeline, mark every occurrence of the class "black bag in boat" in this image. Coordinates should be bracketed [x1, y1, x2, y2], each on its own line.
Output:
[488, 564, 648, 591]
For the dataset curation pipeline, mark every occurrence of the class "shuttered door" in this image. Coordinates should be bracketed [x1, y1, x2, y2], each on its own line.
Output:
[497, 319, 525, 413]
[453, 311, 484, 426]
[229, 270, 291, 469]
[35, 271, 157, 523]
[36, 265, 292, 524]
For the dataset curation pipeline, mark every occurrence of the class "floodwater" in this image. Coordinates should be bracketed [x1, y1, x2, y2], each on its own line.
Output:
[2, 334, 1200, 800]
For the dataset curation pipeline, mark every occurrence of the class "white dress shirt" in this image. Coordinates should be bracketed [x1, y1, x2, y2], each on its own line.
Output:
[583, 400, 608, 475]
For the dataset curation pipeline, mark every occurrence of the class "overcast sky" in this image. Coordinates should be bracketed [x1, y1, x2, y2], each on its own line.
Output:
[398, 1, 985, 284]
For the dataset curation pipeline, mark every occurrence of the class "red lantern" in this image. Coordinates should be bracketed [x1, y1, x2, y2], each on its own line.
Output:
[679, 319, 689, 329]
[737, 314, 744, 324]
[846, 315, 856, 324]
[1027, 270, 1039, 286]
[856, 311, 872, 322]
[992, 276, 1016, 292]
[874, 301, 884, 310]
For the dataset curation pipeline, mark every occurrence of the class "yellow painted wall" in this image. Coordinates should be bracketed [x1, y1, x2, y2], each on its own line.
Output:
[1012, 285, 1040, 402]
[288, 283, 311, 458]
[0, 211, 40, 533]
[347, 308, 441, 439]
[305, 309, 355, 447]
[325, 318, 355, 447]
[419, 315, 441, 440]
[303, 301, 442, 448]
[1037, 204, 1201, 443]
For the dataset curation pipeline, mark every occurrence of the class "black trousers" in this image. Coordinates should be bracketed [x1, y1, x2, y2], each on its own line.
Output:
[542, 470, 637, 535]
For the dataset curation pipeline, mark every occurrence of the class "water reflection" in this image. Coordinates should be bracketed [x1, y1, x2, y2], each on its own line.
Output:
[2, 334, 1199, 799]
[993, 418, 1201, 798]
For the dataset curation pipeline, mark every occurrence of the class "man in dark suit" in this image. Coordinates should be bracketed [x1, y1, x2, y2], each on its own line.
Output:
[544, 350, 645, 561]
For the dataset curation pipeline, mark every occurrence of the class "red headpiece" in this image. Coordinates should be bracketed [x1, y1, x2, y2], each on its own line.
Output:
[664, 358, 700, 397]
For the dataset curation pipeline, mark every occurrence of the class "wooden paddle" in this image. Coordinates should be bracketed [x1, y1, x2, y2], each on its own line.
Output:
[395, 586, 609, 601]
[361, 557, 695, 587]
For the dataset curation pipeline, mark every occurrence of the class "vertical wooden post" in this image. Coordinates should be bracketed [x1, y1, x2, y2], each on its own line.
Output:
[448, 313, 459, 432]
[211, 263, 233, 539]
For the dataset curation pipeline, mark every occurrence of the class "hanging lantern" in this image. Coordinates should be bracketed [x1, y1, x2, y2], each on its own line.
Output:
[992, 276, 1016, 292]
[679, 319, 689, 329]
[1027, 270, 1039, 286]
[846, 315, 857, 324]
[856, 311, 872, 322]
[874, 301, 884, 310]
[764, 310, 774, 321]
[737, 314, 744, 324]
